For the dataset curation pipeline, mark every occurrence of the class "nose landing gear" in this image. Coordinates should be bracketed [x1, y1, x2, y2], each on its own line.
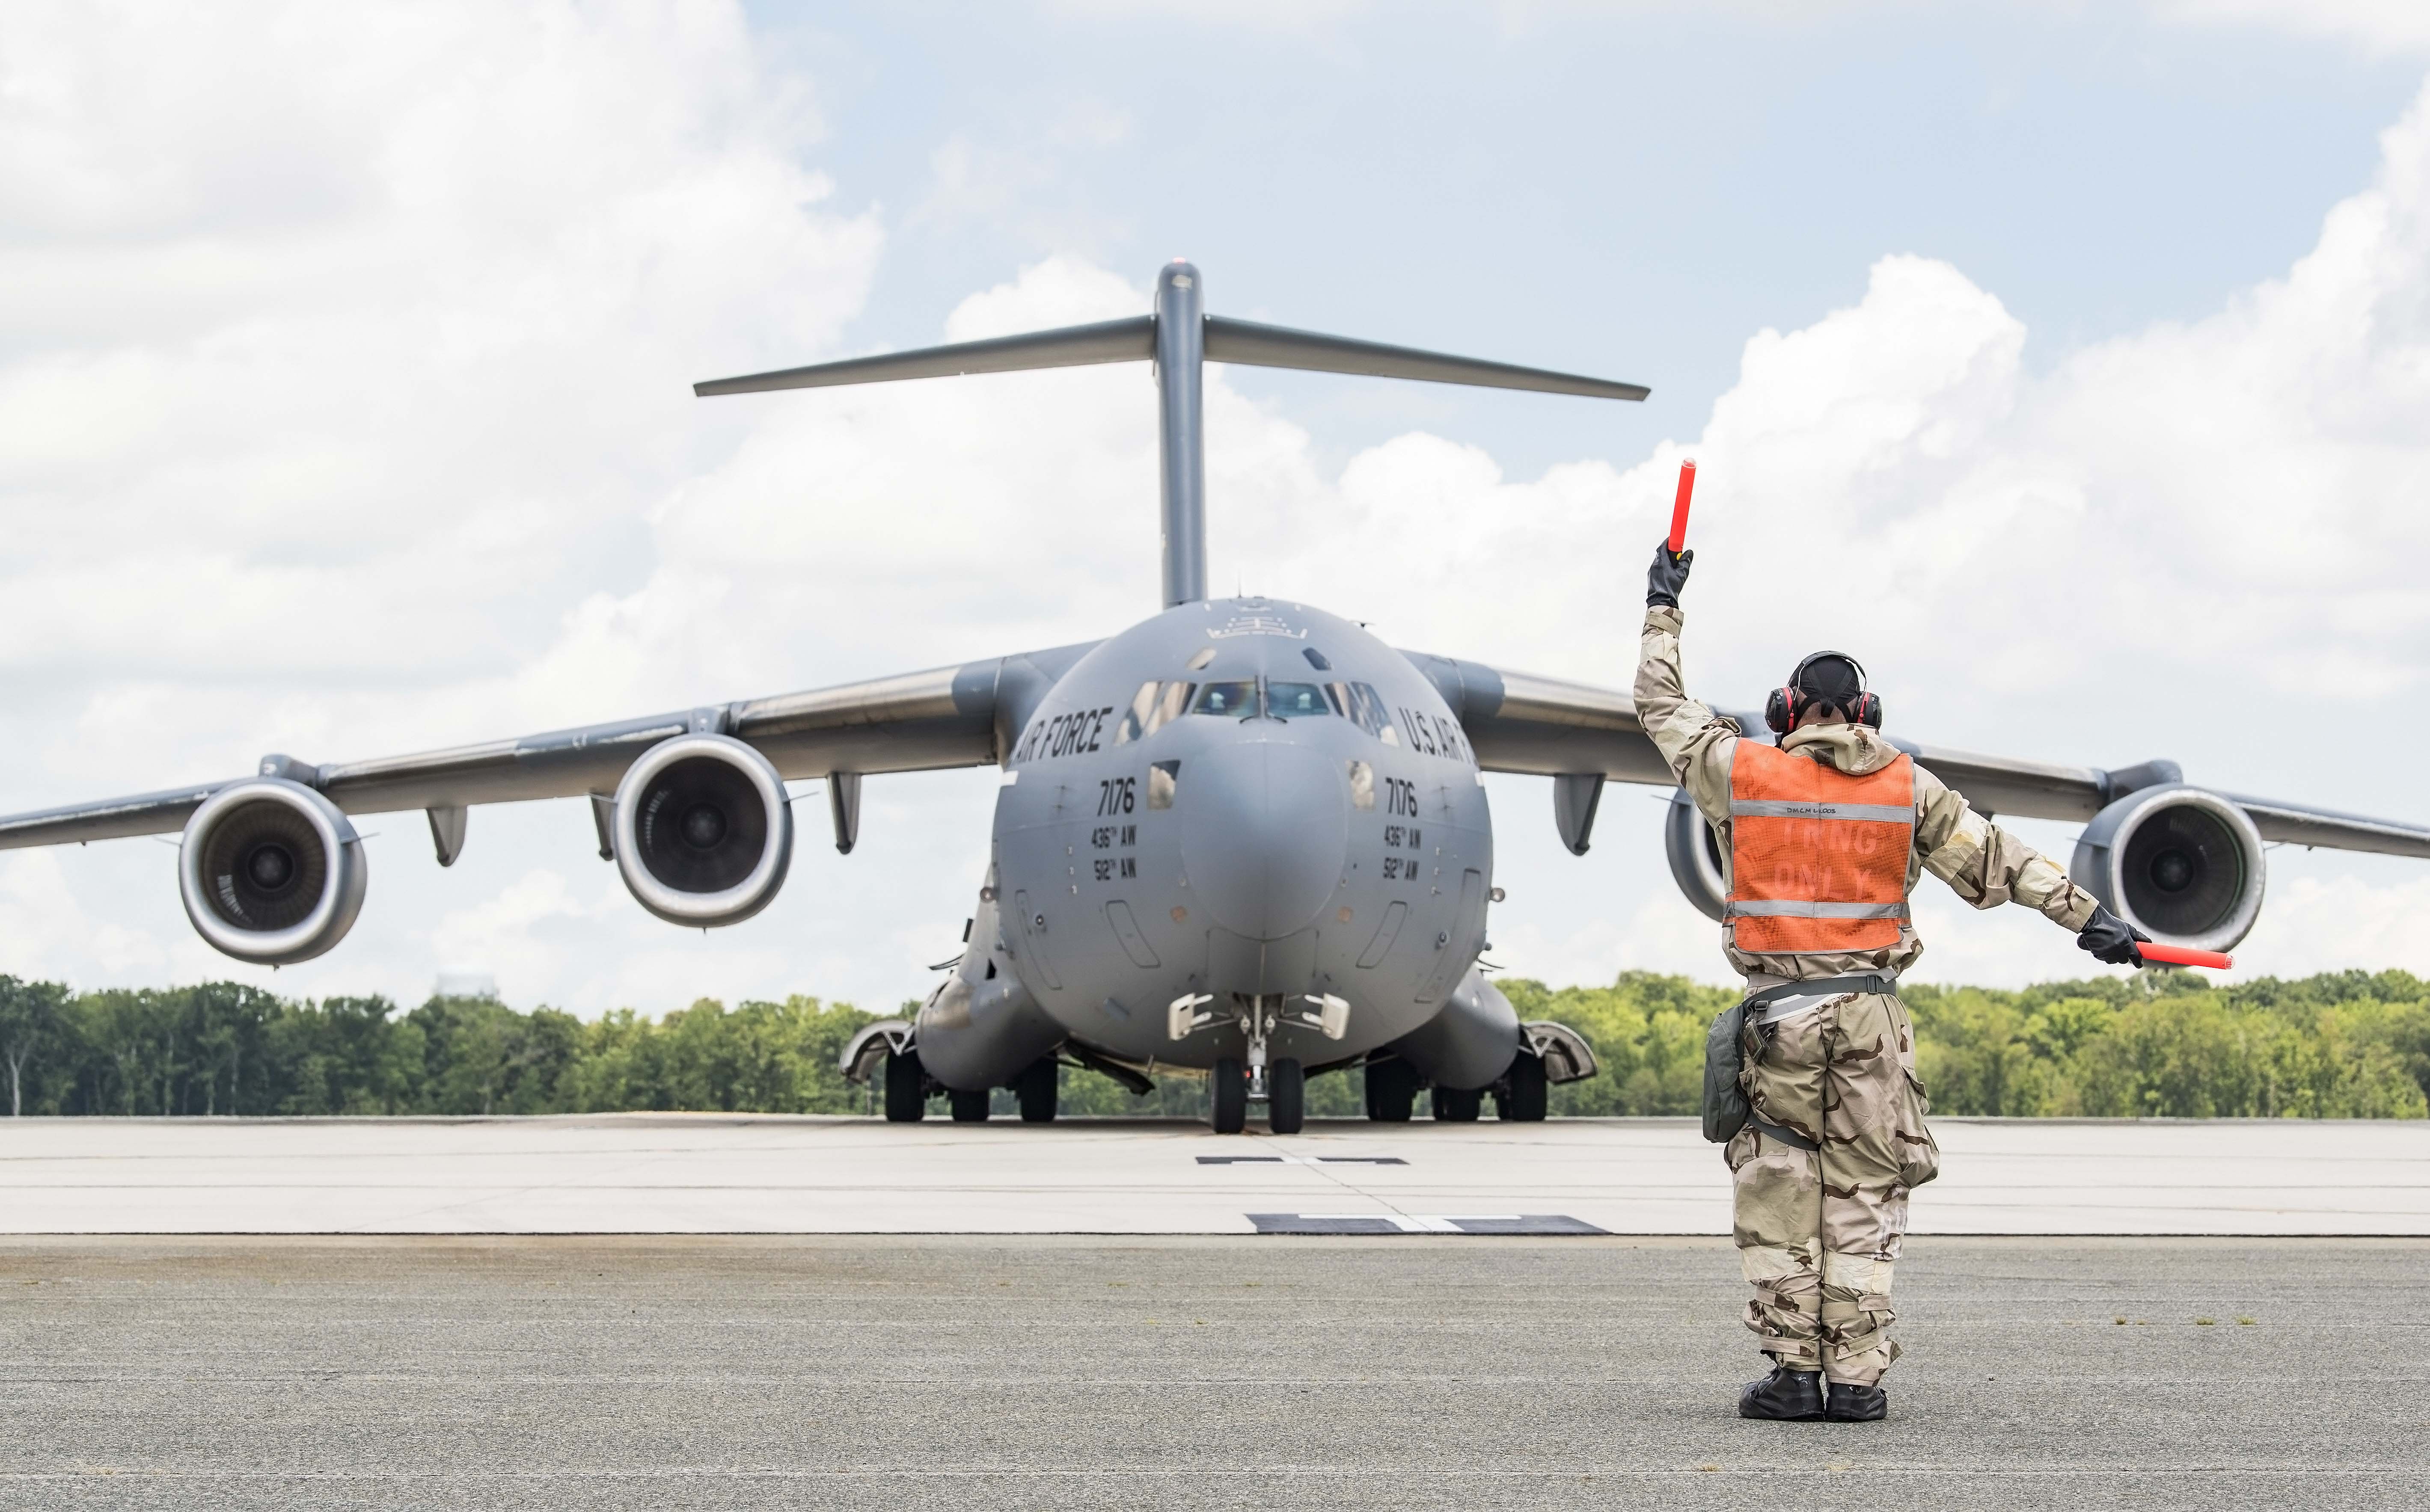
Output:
[1206, 996, 1309, 1134]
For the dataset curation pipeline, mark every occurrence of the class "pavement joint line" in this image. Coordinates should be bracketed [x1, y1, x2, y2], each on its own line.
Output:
[0, 1478, 2410, 1488]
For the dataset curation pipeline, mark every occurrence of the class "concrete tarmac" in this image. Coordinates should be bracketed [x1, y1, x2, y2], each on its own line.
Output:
[6, 1115, 2426, 1235]
[1, 1233, 2423, 1511]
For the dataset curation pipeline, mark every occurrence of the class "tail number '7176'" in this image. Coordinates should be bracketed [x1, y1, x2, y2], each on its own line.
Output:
[1097, 778, 1136, 816]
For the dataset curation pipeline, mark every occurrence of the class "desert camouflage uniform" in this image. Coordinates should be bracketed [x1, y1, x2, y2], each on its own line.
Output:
[1635, 604, 2100, 1385]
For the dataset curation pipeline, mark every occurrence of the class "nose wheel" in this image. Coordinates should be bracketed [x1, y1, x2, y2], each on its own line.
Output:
[1211, 1058, 1248, 1134]
[1268, 1058, 1304, 1135]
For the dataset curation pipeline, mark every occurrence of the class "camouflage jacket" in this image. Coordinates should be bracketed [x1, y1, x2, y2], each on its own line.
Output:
[1635, 604, 2098, 986]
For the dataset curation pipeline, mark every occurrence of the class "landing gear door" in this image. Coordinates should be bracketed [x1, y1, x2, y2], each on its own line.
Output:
[1013, 888, 1064, 990]
[1419, 869, 1485, 1002]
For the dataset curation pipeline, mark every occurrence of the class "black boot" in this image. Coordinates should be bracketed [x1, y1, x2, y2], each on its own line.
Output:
[1826, 1380, 1887, 1421]
[1738, 1367, 1824, 1420]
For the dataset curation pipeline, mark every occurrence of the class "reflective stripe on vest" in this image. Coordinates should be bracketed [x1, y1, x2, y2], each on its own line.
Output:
[1724, 900, 1910, 919]
[1729, 800, 1913, 823]
[1726, 743, 1915, 955]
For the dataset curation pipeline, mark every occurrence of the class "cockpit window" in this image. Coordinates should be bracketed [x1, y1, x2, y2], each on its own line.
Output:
[1325, 681, 1397, 742]
[1192, 681, 1257, 717]
[1114, 680, 1197, 744]
[1266, 682, 1331, 718]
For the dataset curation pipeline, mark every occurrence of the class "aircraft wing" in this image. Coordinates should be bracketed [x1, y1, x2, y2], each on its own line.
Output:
[1402, 653, 1677, 786]
[0, 642, 1100, 851]
[1409, 652, 2430, 860]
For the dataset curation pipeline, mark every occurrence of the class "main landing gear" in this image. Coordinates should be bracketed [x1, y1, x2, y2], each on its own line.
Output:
[1360, 1050, 1551, 1123]
[881, 1049, 1061, 1124]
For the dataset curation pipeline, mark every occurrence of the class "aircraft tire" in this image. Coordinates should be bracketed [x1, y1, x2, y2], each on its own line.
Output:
[1495, 1051, 1549, 1122]
[1267, 1058, 1305, 1135]
[948, 1087, 992, 1123]
[1363, 1057, 1417, 1122]
[1432, 1085, 1484, 1122]
[883, 1049, 927, 1123]
[1014, 1057, 1059, 1123]
[1211, 1058, 1248, 1134]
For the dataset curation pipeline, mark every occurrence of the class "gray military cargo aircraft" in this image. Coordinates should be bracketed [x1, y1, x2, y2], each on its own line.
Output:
[9, 261, 2430, 1134]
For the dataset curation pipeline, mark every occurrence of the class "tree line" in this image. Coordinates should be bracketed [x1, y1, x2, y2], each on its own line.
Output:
[1508, 967, 2430, 1118]
[0, 969, 2423, 1119]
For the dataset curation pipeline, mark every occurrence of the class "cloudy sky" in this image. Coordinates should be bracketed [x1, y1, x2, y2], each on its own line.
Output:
[4, 0, 2429, 1013]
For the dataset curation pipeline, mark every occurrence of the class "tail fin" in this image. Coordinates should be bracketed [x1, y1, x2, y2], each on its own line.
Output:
[694, 262, 1648, 607]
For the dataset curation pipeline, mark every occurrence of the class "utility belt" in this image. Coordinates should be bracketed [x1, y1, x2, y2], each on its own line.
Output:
[1701, 974, 1899, 1147]
[1745, 972, 1899, 1023]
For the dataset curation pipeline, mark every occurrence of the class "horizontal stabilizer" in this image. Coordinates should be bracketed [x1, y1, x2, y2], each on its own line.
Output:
[1203, 316, 1647, 400]
[695, 315, 1646, 402]
[695, 317, 1154, 397]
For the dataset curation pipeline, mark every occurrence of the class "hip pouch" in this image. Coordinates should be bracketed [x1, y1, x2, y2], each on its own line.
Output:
[1701, 1000, 1749, 1144]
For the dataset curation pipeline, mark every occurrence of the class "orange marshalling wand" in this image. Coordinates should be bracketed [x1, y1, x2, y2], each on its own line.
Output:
[2138, 943, 2232, 969]
[1668, 459, 1697, 554]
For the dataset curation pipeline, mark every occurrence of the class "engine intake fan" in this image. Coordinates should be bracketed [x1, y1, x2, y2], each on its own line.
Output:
[611, 734, 794, 926]
[178, 778, 368, 964]
[1664, 788, 1729, 923]
[2072, 785, 2266, 953]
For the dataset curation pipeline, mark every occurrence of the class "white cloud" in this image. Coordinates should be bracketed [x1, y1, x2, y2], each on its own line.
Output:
[425, 868, 600, 1002]
[3, 2, 2428, 1014]
[2160, 0, 2430, 56]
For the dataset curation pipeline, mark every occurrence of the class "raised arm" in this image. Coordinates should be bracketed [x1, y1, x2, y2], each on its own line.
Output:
[1634, 543, 1738, 825]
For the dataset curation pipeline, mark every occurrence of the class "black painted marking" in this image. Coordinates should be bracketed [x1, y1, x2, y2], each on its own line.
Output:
[1249, 1214, 1404, 1234]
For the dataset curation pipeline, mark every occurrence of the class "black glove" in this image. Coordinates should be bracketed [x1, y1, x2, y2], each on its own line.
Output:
[1647, 540, 1693, 608]
[2076, 904, 2149, 967]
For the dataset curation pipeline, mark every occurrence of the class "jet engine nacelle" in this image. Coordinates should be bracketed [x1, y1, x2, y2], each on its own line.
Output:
[178, 778, 368, 964]
[1664, 788, 1729, 923]
[612, 733, 794, 926]
[2072, 785, 2266, 952]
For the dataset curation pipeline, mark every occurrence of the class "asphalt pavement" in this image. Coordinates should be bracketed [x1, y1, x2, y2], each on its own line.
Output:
[2, 1233, 2423, 1511]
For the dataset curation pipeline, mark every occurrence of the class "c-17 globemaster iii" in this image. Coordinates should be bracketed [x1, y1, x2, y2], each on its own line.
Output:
[8, 261, 2429, 1133]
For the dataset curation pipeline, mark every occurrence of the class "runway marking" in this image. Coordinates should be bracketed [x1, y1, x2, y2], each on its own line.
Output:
[1195, 1155, 1407, 1166]
[1247, 1213, 1607, 1235]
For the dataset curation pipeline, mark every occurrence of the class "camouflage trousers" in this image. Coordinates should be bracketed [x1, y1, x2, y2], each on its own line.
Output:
[1723, 989, 1940, 1386]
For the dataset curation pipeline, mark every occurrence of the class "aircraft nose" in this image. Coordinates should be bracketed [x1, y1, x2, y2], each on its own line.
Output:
[1178, 740, 1348, 941]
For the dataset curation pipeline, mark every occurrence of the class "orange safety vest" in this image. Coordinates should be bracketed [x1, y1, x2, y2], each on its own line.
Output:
[1726, 741, 1915, 955]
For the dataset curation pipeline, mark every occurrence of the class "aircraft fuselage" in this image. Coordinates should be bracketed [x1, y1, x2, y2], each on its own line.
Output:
[919, 596, 1495, 1085]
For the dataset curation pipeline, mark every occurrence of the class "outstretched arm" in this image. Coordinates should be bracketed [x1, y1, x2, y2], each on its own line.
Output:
[1913, 766, 2150, 963]
[1914, 770, 2095, 924]
[1634, 542, 1737, 824]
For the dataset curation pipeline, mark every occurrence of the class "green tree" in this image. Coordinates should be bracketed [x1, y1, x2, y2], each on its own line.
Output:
[0, 976, 68, 1115]
[266, 996, 421, 1114]
[407, 995, 581, 1114]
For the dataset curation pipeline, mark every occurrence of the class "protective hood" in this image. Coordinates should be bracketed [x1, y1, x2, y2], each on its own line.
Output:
[1778, 720, 1904, 777]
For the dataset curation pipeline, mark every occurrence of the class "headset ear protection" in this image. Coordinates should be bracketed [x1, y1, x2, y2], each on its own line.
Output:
[1764, 651, 1881, 735]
